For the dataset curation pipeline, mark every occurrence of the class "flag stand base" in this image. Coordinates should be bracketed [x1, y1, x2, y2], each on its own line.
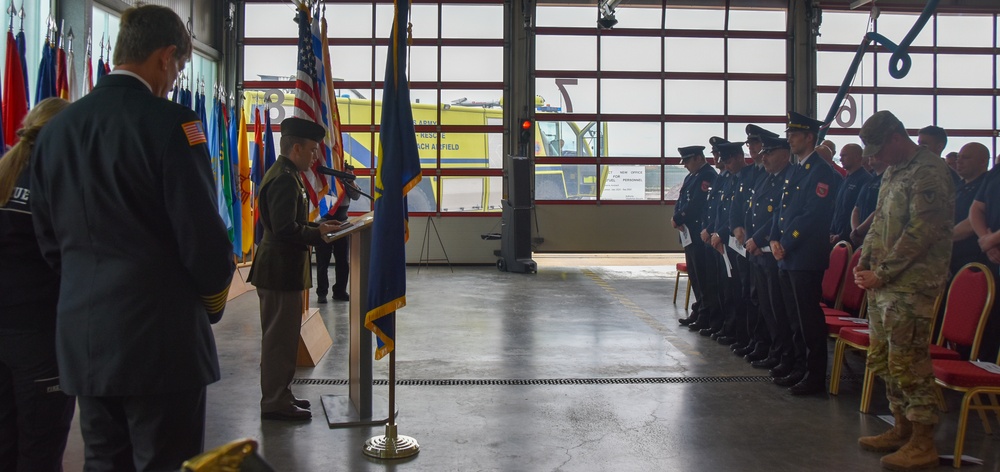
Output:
[363, 423, 420, 459]
[320, 394, 393, 428]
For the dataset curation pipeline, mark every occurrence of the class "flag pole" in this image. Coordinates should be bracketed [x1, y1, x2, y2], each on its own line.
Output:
[363, 319, 419, 459]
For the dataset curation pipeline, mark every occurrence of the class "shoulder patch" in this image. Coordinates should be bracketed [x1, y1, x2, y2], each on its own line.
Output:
[701, 180, 710, 192]
[816, 182, 829, 198]
[182, 121, 207, 147]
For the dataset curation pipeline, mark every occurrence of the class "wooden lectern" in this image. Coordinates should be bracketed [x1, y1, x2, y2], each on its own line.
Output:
[319, 212, 394, 427]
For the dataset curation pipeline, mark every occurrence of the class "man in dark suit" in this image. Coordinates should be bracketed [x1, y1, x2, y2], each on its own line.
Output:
[769, 112, 842, 395]
[29, 5, 235, 470]
[248, 118, 342, 421]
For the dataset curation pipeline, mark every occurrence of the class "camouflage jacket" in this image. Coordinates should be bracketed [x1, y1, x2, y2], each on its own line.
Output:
[859, 147, 955, 293]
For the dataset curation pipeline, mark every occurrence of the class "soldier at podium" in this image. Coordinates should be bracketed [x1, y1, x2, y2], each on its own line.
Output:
[248, 117, 344, 421]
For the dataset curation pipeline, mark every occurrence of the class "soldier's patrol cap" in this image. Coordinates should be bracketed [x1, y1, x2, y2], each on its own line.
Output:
[785, 111, 824, 134]
[746, 124, 779, 143]
[717, 141, 745, 161]
[709, 136, 729, 153]
[860, 110, 906, 158]
[281, 117, 326, 142]
[760, 135, 790, 153]
[678, 145, 706, 161]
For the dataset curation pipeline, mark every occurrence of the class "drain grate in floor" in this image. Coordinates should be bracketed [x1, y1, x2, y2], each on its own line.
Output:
[292, 374, 863, 386]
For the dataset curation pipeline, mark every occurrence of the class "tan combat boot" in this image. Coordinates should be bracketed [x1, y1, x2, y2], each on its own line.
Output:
[880, 422, 939, 471]
[859, 412, 911, 452]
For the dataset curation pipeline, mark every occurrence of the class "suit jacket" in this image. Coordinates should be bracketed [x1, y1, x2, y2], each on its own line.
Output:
[248, 156, 324, 291]
[30, 73, 235, 396]
[770, 152, 843, 271]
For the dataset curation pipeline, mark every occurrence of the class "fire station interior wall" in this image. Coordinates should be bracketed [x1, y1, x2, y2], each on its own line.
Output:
[402, 204, 682, 264]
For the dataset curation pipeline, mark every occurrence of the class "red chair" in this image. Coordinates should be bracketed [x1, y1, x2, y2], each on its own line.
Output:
[930, 263, 996, 362]
[933, 352, 1000, 468]
[820, 241, 852, 309]
[673, 263, 691, 310]
[825, 249, 868, 338]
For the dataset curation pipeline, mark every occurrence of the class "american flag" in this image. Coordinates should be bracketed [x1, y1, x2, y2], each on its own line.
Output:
[292, 2, 330, 220]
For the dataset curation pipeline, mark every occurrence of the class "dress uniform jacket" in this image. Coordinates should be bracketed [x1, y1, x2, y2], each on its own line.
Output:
[750, 166, 790, 266]
[672, 163, 717, 235]
[729, 164, 757, 236]
[29, 73, 235, 396]
[248, 156, 325, 291]
[704, 170, 730, 235]
[769, 153, 842, 271]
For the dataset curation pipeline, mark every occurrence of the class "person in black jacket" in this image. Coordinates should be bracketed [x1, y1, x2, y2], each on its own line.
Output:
[29, 6, 235, 470]
[672, 146, 718, 328]
[315, 162, 362, 303]
[0, 98, 74, 472]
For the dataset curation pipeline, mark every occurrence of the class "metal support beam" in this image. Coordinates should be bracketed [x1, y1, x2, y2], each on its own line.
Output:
[788, 0, 819, 116]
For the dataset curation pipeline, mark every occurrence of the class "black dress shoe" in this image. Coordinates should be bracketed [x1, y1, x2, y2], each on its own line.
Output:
[733, 344, 755, 356]
[292, 398, 311, 409]
[261, 405, 312, 421]
[744, 350, 769, 363]
[717, 335, 737, 345]
[710, 331, 723, 340]
[789, 378, 826, 396]
[698, 328, 715, 337]
[769, 362, 794, 378]
[751, 357, 780, 369]
[773, 371, 805, 387]
[678, 315, 697, 326]
[317, 295, 327, 304]
[332, 291, 350, 301]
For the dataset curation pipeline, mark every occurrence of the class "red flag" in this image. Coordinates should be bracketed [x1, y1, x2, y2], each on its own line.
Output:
[56, 44, 69, 100]
[3, 31, 27, 147]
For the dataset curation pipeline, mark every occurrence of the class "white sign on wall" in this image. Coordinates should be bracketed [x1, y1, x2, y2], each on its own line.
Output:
[602, 166, 645, 200]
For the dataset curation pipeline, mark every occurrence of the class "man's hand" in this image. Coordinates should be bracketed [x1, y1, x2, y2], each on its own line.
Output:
[854, 268, 882, 290]
[850, 228, 865, 248]
[710, 233, 722, 250]
[319, 220, 349, 243]
[671, 219, 679, 229]
[745, 238, 762, 256]
[770, 241, 785, 261]
[830, 234, 839, 244]
[700, 229, 711, 244]
[733, 227, 746, 246]
[988, 247, 1000, 265]
[978, 230, 1000, 252]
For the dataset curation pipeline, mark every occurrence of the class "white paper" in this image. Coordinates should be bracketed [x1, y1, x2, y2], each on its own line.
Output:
[972, 361, 1000, 375]
[728, 235, 747, 258]
[722, 250, 733, 278]
[854, 329, 871, 335]
[837, 317, 868, 324]
[679, 225, 693, 247]
[761, 244, 772, 253]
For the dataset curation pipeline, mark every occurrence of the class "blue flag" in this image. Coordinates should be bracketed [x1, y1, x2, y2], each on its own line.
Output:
[35, 41, 56, 105]
[229, 104, 242, 257]
[15, 31, 28, 101]
[254, 106, 277, 245]
[364, 0, 423, 361]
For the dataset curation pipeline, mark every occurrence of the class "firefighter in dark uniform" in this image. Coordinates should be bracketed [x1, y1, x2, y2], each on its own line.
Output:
[829, 143, 871, 244]
[0, 98, 75, 472]
[248, 117, 343, 421]
[28, 6, 235, 470]
[673, 146, 718, 328]
[711, 141, 751, 347]
[745, 135, 794, 374]
[769, 111, 842, 395]
[693, 138, 731, 335]
[733, 125, 779, 359]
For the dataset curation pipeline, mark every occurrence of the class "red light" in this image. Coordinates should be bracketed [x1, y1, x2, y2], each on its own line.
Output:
[521, 120, 532, 130]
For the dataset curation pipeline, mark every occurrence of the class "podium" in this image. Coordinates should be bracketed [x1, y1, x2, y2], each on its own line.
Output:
[319, 212, 395, 427]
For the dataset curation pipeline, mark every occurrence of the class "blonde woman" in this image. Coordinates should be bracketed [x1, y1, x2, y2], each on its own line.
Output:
[0, 97, 74, 472]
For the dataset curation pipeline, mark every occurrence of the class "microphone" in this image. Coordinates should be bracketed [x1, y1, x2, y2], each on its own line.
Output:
[316, 166, 357, 181]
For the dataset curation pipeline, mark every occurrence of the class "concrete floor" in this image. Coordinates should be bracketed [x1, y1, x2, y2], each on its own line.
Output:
[61, 255, 1000, 471]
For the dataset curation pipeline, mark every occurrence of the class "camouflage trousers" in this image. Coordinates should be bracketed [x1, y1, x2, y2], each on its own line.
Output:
[866, 289, 940, 425]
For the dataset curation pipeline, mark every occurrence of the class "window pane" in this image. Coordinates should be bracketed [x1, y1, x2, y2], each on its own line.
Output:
[664, 8, 724, 30]
[874, 52, 933, 88]
[600, 165, 660, 200]
[818, 92, 875, 131]
[441, 47, 503, 81]
[537, 120, 604, 157]
[727, 81, 786, 116]
[442, 5, 503, 39]
[536, 78, 598, 114]
[728, 39, 785, 73]
[937, 14, 993, 48]
[614, 6, 665, 29]
[817, 51, 876, 87]
[408, 4, 439, 39]
[487, 176, 502, 211]
[408, 176, 437, 212]
[818, 11, 871, 45]
[665, 38, 724, 73]
[537, 6, 596, 28]
[664, 122, 725, 158]
[877, 95, 934, 130]
[440, 177, 489, 211]
[536, 35, 596, 71]
[665, 80, 724, 115]
[243, 46, 297, 81]
[245, 4, 300, 38]
[605, 122, 662, 158]
[328, 46, 374, 82]
[326, 4, 375, 38]
[937, 96, 993, 130]
[600, 36, 661, 72]
[439, 91, 503, 125]
[601, 79, 661, 114]
[408, 46, 439, 82]
[664, 165, 688, 201]
[536, 164, 600, 200]
[937, 55, 993, 89]
[343, 132, 376, 169]
[875, 13, 933, 47]
[729, 8, 785, 32]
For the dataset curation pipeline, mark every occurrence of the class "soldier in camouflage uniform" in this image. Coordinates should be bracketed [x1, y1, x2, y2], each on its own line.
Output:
[854, 111, 955, 471]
